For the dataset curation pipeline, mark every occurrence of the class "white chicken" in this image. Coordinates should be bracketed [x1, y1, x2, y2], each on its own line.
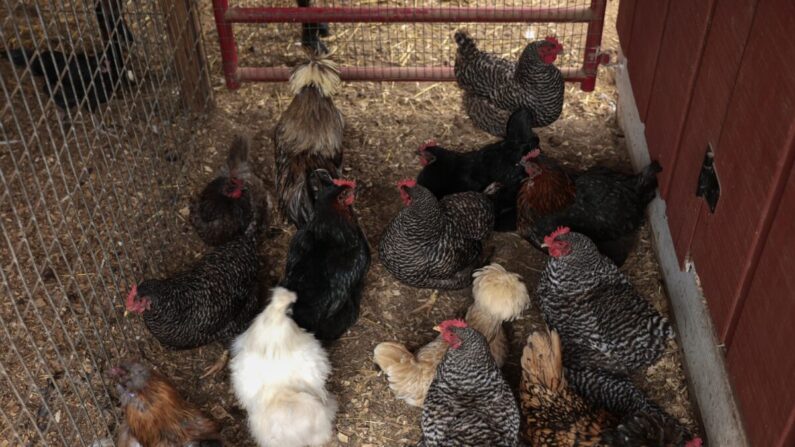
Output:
[230, 287, 337, 447]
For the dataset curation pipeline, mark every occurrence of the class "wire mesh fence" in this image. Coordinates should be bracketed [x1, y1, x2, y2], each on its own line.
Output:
[213, 0, 602, 86]
[0, 0, 210, 444]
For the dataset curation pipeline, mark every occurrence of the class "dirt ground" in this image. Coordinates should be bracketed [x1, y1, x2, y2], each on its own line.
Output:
[0, 0, 700, 445]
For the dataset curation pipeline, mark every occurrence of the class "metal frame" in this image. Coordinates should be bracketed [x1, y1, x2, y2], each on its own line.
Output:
[212, 0, 609, 91]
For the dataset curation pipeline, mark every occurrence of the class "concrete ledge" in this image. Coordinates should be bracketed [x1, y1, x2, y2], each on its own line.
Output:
[614, 54, 749, 447]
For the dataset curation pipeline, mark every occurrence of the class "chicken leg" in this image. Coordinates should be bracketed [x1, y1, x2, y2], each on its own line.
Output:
[412, 290, 439, 316]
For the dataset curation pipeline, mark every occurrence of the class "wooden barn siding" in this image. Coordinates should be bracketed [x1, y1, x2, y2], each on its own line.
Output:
[689, 0, 795, 343]
[666, 0, 758, 267]
[642, 0, 715, 197]
[623, 0, 670, 122]
[618, 0, 795, 445]
[726, 155, 795, 447]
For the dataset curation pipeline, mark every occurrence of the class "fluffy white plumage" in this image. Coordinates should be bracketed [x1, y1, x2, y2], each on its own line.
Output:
[230, 287, 337, 447]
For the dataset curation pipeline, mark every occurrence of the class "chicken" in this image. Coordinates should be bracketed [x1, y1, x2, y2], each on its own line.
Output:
[190, 134, 270, 246]
[520, 329, 614, 446]
[379, 180, 494, 290]
[230, 287, 337, 447]
[2, 1, 134, 127]
[419, 320, 520, 446]
[454, 31, 564, 137]
[108, 360, 222, 447]
[280, 169, 371, 340]
[520, 329, 702, 447]
[535, 228, 688, 428]
[374, 263, 529, 406]
[416, 108, 539, 231]
[274, 53, 344, 228]
[124, 222, 261, 376]
[516, 149, 662, 266]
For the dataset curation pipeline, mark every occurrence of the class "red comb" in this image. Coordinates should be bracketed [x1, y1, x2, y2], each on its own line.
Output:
[332, 178, 356, 189]
[229, 177, 243, 188]
[549, 226, 570, 239]
[438, 319, 468, 330]
[685, 438, 703, 447]
[522, 149, 541, 162]
[545, 36, 561, 46]
[417, 139, 437, 152]
[397, 178, 417, 189]
[125, 284, 138, 310]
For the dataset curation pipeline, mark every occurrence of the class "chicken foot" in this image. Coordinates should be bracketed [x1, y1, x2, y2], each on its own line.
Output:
[412, 290, 439, 316]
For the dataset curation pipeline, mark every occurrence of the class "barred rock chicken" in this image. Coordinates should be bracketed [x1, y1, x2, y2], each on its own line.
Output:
[419, 320, 520, 446]
[124, 222, 261, 376]
[230, 287, 337, 447]
[3, 0, 134, 125]
[454, 31, 564, 137]
[536, 228, 679, 421]
[537, 227, 672, 375]
[274, 53, 344, 228]
[379, 180, 494, 290]
[374, 263, 529, 406]
[520, 329, 702, 447]
[190, 135, 270, 246]
[517, 149, 662, 266]
[416, 108, 539, 231]
[280, 169, 371, 340]
[109, 360, 223, 447]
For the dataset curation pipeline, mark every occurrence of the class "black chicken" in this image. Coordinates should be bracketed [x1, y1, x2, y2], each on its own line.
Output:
[516, 149, 661, 266]
[419, 320, 520, 446]
[416, 108, 539, 231]
[125, 222, 261, 376]
[190, 135, 270, 246]
[280, 169, 371, 341]
[454, 31, 564, 137]
[379, 180, 494, 290]
[2, 0, 134, 121]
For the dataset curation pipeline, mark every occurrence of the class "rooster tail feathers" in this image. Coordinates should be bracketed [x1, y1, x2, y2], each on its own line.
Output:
[289, 54, 341, 97]
[226, 134, 250, 174]
[521, 329, 565, 392]
[471, 263, 529, 321]
[637, 160, 662, 203]
[3, 48, 44, 76]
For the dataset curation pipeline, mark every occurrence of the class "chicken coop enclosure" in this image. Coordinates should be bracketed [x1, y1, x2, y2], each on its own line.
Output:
[212, 0, 608, 90]
[0, 0, 619, 445]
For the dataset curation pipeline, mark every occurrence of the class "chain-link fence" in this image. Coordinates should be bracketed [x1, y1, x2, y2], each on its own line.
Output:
[0, 1, 210, 444]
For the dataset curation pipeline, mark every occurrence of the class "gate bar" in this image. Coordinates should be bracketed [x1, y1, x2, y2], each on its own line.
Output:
[224, 6, 593, 23]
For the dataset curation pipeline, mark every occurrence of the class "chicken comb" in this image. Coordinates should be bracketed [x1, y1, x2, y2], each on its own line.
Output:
[685, 438, 703, 447]
[397, 178, 417, 189]
[125, 284, 138, 310]
[417, 139, 437, 153]
[521, 149, 541, 162]
[548, 226, 570, 240]
[437, 319, 468, 331]
[545, 36, 562, 47]
[332, 178, 356, 189]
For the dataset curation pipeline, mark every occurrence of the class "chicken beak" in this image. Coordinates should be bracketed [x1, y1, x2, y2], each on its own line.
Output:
[540, 243, 548, 249]
[432, 325, 441, 333]
[123, 309, 130, 317]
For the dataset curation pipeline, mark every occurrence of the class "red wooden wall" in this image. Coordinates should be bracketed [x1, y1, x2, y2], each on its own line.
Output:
[617, 0, 795, 445]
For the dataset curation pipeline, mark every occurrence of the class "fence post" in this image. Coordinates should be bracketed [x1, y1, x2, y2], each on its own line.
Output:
[160, 0, 213, 112]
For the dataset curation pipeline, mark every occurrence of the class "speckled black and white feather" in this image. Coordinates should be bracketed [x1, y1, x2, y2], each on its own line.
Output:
[419, 326, 520, 446]
[136, 224, 261, 349]
[536, 232, 672, 375]
[454, 31, 564, 137]
[379, 184, 494, 290]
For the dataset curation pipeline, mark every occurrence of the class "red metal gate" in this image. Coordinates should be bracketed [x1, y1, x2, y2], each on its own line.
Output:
[211, 0, 608, 91]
